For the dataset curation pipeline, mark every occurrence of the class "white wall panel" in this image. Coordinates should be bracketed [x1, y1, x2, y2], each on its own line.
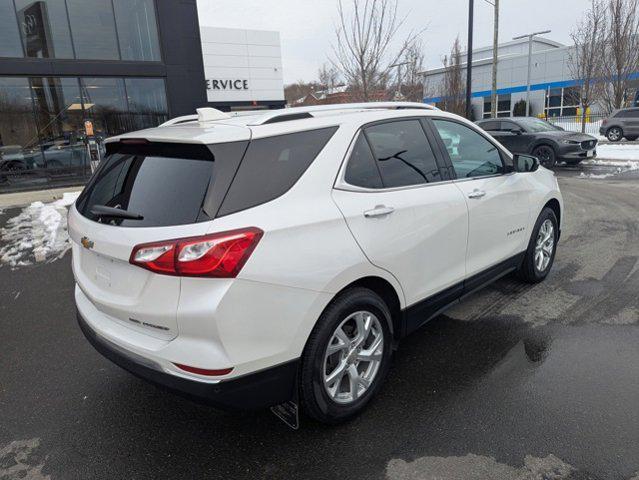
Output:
[200, 26, 285, 103]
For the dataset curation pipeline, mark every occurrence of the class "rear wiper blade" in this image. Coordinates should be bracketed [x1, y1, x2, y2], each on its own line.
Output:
[90, 205, 144, 220]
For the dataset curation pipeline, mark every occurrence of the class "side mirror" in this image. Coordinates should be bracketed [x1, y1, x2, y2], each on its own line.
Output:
[513, 154, 540, 172]
[511, 127, 523, 135]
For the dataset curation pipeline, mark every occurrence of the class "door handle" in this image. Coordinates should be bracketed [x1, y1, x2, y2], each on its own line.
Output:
[364, 205, 395, 218]
[468, 189, 486, 199]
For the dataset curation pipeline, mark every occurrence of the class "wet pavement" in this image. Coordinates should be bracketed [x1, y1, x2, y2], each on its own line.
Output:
[1, 166, 639, 480]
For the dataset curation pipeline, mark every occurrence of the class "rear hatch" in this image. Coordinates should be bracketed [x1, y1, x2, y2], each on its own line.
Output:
[69, 128, 250, 340]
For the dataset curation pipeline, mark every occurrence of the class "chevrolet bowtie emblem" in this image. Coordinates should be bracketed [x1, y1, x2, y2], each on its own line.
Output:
[80, 236, 94, 250]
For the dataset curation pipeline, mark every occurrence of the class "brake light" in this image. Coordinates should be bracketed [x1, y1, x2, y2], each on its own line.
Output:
[129, 227, 263, 277]
[602, 119, 608, 126]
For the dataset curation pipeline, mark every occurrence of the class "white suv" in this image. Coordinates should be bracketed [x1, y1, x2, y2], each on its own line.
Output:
[69, 103, 563, 425]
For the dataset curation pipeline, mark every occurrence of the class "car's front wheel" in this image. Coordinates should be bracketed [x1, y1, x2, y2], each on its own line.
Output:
[532, 145, 556, 168]
[518, 207, 559, 283]
[606, 127, 623, 142]
[300, 287, 392, 424]
[625, 135, 638, 141]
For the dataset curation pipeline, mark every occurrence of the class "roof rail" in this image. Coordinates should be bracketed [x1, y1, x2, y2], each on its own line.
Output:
[246, 102, 438, 126]
[159, 107, 230, 127]
[159, 114, 198, 127]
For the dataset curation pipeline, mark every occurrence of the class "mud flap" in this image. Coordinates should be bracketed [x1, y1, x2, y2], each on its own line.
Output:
[270, 400, 299, 430]
[270, 374, 300, 430]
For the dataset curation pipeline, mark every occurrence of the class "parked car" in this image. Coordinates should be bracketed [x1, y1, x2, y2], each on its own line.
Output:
[69, 103, 563, 425]
[599, 107, 639, 142]
[476, 117, 598, 168]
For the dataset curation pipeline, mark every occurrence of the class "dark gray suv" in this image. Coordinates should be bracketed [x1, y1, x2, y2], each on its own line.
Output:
[600, 108, 639, 142]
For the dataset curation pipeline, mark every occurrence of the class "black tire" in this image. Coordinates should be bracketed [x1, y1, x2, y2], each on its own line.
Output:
[606, 126, 623, 142]
[518, 207, 559, 283]
[625, 135, 638, 141]
[532, 145, 556, 168]
[300, 287, 393, 424]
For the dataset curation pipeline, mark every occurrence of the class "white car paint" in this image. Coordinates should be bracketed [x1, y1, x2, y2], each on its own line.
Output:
[69, 103, 563, 395]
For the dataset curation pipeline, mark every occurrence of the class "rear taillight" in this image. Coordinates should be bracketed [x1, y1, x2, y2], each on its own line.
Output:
[129, 227, 263, 278]
[602, 119, 608, 126]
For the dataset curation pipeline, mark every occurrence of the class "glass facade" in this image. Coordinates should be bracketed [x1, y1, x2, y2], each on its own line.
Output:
[0, 0, 161, 62]
[545, 87, 581, 117]
[483, 94, 512, 118]
[0, 76, 167, 192]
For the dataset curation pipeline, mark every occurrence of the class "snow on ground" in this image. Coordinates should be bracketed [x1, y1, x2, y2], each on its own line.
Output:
[596, 143, 639, 160]
[576, 144, 639, 178]
[0, 191, 80, 268]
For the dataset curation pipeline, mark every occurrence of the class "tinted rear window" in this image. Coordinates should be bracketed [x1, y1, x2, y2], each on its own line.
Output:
[77, 142, 246, 227]
[217, 127, 338, 216]
[615, 109, 639, 118]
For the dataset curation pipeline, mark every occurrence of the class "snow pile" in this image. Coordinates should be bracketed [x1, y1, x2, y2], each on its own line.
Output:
[0, 191, 80, 267]
[596, 144, 639, 160]
[579, 161, 639, 179]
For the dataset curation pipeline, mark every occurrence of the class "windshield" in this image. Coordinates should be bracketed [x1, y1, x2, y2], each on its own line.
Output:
[517, 118, 561, 133]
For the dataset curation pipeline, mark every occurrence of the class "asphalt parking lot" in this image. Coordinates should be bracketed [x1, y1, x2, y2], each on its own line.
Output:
[1, 164, 639, 480]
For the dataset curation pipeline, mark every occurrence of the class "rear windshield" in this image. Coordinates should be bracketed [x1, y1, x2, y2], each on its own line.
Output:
[76, 126, 337, 227]
[76, 142, 247, 227]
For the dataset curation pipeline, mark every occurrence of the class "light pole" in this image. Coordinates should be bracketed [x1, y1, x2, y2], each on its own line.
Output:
[465, 0, 474, 119]
[484, 0, 499, 118]
[513, 29, 551, 116]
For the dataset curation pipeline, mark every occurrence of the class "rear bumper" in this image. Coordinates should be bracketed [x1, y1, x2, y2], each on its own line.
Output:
[77, 310, 299, 410]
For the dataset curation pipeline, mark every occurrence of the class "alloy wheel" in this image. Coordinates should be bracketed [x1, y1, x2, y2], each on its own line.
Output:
[534, 219, 555, 273]
[534, 146, 555, 168]
[323, 311, 384, 404]
[607, 128, 622, 142]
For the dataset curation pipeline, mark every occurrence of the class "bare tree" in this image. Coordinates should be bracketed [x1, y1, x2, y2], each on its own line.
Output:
[397, 39, 425, 102]
[569, 0, 605, 132]
[600, 0, 639, 111]
[318, 63, 341, 90]
[331, 0, 421, 101]
[439, 36, 466, 116]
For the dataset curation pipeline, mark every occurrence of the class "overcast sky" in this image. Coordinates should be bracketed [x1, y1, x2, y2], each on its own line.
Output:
[197, 0, 591, 84]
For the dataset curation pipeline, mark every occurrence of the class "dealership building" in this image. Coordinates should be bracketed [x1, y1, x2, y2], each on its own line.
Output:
[422, 36, 639, 120]
[0, 0, 284, 193]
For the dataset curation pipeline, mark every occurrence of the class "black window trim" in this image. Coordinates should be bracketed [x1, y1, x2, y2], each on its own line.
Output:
[334, 116, 453, 193]
[424, 116, 515, 182]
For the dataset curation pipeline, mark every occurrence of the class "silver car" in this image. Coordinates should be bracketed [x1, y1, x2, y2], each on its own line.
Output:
[600, 108, 639, 142]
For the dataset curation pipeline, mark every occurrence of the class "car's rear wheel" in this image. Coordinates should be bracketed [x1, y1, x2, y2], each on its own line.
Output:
[606, 127, 623, 142]
[300, 287, 392, 424]
[518, 207, 558, 283]
[625, 135, 638, 141]
[532, 145, 556, 168]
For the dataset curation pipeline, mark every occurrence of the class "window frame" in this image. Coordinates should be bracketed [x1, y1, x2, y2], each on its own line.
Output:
[334, 116, 453, 193]
[424, 116, 514, 182]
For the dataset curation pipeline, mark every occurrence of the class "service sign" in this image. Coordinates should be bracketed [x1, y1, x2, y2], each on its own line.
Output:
[200, 26, 285, 103]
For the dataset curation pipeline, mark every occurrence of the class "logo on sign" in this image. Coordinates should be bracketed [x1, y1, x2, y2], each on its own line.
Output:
[206, 79, 249, 91]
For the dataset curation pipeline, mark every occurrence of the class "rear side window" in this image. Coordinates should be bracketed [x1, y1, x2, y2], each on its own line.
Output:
[344, 133, 383, 188]
[615, 109, 639, 118]
[76, 142, 247, 227]
[217, 127, 337, 216]
[480, 121, 500, 131]
[365, 120, 442, 188]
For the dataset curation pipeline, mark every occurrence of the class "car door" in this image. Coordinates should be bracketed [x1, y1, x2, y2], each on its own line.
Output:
[623, 109, 639, 135]
[331, 118, 469, 318]
[499, 120, 534, 154]
[428, 118, 532, 281]
[482, 120, 515, 151]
